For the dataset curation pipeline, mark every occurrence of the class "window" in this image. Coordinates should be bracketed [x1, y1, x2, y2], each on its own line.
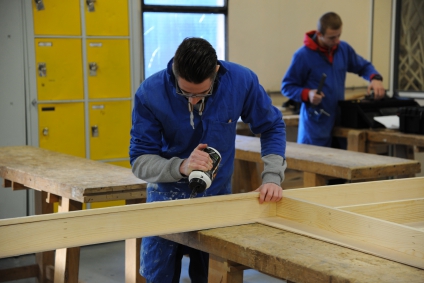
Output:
[142, 0, 227, 79]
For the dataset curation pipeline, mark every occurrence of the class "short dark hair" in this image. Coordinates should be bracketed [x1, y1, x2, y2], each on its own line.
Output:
[318, 12, 342, 35]
[173, 37, 217, 84]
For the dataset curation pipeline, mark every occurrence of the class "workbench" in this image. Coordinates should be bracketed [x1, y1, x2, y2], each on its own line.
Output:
[162, 176, 424, 283]
[333, 126, 424, 152]
[162, 223, 424, 283]
[0, 146, 147, 283]
[234, 135, 421, 192]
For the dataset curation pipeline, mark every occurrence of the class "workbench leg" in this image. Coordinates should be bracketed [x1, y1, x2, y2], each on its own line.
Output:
[125, 199, 146, 283]
[232, 160, 262, 194]
[34, 191, 55, 282]
[347, 130, 367, 152]
[53, 198, 82, 283]
[303, 172, 326, 187]
[208, 254, 244, 283]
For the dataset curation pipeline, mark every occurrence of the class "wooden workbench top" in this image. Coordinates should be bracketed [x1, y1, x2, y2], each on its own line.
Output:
[162, 223, 424, 283]
[235, 135, 421, 180]
[0, 146, 146, 203]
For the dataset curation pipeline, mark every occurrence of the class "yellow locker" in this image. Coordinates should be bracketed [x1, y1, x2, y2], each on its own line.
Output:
[35, 38, 84, 101]
[38, 103, 86, 158]
[32, 0, 81, 35]
[89, 101, 131, 160]
[84, 0, 129, 36]
[87, 39, 131, 99]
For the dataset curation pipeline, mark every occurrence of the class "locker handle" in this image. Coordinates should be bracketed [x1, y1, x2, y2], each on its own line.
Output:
[86, 0, 96, 12]
[91, 125, 99, 137]
[38, 63, 46, 77]
[89, 62, 98, 76]
[43, 127, 49, 136]
[34, 0, 45, 11]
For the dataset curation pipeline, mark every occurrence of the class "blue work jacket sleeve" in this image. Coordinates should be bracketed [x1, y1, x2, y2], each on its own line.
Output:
[238, 69, 286, 159]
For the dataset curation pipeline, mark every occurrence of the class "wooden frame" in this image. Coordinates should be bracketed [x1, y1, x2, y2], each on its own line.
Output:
[1, 177, 423, 270]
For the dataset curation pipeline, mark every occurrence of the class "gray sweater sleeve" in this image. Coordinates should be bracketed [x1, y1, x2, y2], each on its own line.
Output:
[131, 154, 186, 183]
[261, 154, 287, 186]
[132, 153, 286, 186]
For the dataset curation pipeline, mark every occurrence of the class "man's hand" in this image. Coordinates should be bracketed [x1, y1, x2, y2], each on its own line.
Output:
[254, 183, 283, 204]
[179, 144, 213, 176]
[308, 89, 325, 105]
[367, 80, 385, 100]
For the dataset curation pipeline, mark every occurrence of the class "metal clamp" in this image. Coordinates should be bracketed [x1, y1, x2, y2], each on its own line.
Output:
[34, 0, 45, 11]
[89, 62, 98, 76]
[91, 125, 99, 137]
[38, 63, 46, 77]
[86, 0, 96, 12]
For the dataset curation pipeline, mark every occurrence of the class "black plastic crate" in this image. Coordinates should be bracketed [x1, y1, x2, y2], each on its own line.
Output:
[398, 106, 424, 134]
[338, 97, 419, 129]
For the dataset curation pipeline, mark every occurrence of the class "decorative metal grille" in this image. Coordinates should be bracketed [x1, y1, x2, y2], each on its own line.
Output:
[398, 0, 424, 91]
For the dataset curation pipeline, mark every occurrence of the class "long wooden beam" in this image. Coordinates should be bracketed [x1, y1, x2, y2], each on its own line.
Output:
[1, 183, 424, 269]
[337, 198, 424, 225]
[0, 193, 273, 259]
[284, 177, 424, 207]
[268, 197, 424, 269]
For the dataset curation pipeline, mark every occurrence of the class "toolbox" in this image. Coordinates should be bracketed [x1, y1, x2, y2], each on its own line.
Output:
[398, 106, 424, 134]
[338, 96, 419, 129]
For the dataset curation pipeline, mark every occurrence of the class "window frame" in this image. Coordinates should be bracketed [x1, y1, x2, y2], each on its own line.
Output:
[141, 0, 229, 80]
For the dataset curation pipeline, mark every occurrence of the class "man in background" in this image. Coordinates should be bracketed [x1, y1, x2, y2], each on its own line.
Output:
[281, 11, 385, 147]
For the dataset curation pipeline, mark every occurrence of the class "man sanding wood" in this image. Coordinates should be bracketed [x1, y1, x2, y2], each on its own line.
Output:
[129, 37, 287, 283]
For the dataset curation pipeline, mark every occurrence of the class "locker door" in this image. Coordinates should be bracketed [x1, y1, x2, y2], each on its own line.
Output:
[84, 0, 129, 36]
[32, 0, 81, 35]
[87, 39, 131, 99]
[38, 103, 86, 157]
[35, 38, 84, 101]
[89, 101, 131, 160]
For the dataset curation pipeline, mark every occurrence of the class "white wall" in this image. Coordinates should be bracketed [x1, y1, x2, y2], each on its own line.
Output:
[0, 0, 28, 219]
[228, 0, 392, 92]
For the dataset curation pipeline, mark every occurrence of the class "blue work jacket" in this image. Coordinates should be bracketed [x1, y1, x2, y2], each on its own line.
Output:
[281, 34, 379, 147]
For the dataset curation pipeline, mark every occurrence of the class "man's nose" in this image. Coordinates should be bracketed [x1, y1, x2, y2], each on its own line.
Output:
[189, 97, 202, 105]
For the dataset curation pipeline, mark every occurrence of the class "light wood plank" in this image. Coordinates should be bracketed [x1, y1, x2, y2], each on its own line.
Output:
[337, 198, 424, 225]
[0, 193, 273, 258]
[284, 177, 424, 207]
[267, 197, 424, 269]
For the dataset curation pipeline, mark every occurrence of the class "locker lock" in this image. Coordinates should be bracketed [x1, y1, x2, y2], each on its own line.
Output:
[43, 127, 49, 136]
[38, 63, 47, 77]
[91, 125, 99, 137]
[86, 0, 96, 12]
[34, 0, 45, 11]
[89, 62, 98, 76]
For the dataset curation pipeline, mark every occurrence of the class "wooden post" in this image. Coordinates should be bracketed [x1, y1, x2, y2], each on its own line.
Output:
[347, 130, 367, 152]
[303, 172, 326, 187]
[53, 197, 82, 283]
[125, 198, 146, 283]
[208, 254, 244, 283]
[34, 190, 55, 283]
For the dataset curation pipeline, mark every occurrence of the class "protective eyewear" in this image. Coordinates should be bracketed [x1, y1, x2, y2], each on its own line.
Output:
[175, 74, 216, 98]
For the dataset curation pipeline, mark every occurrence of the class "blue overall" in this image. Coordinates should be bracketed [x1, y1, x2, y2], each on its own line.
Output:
[129, 59, 286, 283]
[281, 31, 380, 147]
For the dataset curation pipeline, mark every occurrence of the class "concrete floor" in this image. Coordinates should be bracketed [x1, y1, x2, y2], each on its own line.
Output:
[0, 241, 286, 283]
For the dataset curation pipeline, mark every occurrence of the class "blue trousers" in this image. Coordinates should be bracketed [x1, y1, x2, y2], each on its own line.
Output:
[141, 236, 209, 283]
